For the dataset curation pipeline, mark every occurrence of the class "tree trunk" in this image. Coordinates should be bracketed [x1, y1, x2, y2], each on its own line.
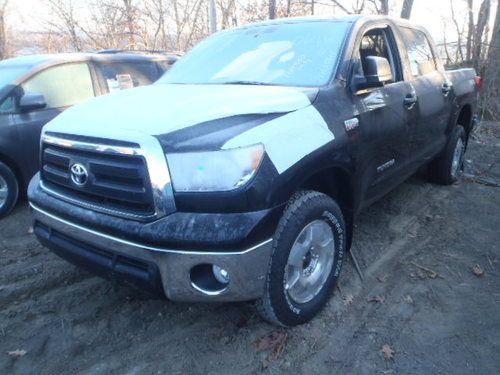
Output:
[0, 1, 7, 60]
[466, 0, 474, 61]
[473, 0, 491, 71]
[269, 0, 276, 19]
[379, 0, 389, 15]
[481, 0, 500, 119]
[400, 0, 414, 19]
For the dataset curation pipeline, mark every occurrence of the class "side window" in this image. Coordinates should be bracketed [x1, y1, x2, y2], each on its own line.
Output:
[400, 27, 436, 77]
[96, 62, 159, 93]
[0, 95, 16, 113]
[22, 63, 94, 109]
[358, 28, 400, 83]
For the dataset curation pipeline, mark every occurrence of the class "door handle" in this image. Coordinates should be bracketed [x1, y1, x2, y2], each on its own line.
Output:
[404, 93, 417, 109]
[442, 82, 452, 96]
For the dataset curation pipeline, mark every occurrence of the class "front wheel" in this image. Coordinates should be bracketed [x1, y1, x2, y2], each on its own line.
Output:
[0, 162, 19, 219]
[428, 125, 466, 185]
[255, 191, 346, 326]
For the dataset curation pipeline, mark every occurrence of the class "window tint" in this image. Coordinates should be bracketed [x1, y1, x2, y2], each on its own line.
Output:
[400, 27, 436, 77]
[96, 62, 160, 93]
[359, 28, 398, 81]
[22, 63, 94, 109]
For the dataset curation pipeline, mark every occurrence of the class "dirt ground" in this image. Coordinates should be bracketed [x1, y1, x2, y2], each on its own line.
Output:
[1, 122, 499, 375]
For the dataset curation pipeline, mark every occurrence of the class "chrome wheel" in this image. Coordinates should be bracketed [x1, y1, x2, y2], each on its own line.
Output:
[451, 137, 464, 179]
[285, 220, 335, 304]
[0, 175, 8, 209]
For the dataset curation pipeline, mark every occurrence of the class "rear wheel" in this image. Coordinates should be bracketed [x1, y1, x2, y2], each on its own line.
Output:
[255, 191, 346, 326]
[0, 162, 19, 219]
[428, 126, 466, 185]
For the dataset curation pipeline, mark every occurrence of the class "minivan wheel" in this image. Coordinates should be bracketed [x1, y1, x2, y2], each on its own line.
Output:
[0, 162, 19, 219]
[255, 191, 346, 326]
[428, 125, 466, 185]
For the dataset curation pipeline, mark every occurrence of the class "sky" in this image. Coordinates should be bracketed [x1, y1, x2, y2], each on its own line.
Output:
[5, 0, 498, 45]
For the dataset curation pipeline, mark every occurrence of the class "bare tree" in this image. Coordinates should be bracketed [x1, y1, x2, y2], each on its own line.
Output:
[473, 0, 491, 71]
[449, 0, 465, 62]
[481, 0, 500, 119]
[400, 0, 414, 19]
[42, 0, 84, 51]
[269, 0, 277, 19]
[466, 0, 474, 61]
[0, 0, 8, 59]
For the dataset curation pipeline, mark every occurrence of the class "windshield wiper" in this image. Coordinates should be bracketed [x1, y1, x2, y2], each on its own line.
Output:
[218, 80, 274, 86]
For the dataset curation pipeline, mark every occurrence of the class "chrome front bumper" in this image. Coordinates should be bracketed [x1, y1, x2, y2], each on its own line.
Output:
[30, 203, 273, 302]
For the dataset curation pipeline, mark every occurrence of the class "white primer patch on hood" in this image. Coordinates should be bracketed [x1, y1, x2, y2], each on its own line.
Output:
[44, 83, 315, 138]
[223, 105, 334, 174]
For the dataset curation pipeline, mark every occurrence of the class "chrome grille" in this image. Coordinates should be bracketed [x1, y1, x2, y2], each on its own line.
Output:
[40, 133, 176, 221]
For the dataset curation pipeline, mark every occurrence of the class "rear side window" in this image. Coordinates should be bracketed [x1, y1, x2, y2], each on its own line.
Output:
[96, 62, 160, 93]
[400, 27, 436, 77]
[22, 63, 95, 109]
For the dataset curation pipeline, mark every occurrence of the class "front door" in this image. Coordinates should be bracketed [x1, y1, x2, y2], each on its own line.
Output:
[350, 25, 418, 203]
[13, 62, 95, 180]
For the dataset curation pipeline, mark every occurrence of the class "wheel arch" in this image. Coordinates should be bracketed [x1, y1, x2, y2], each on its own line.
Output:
[297, 165, 356, 250]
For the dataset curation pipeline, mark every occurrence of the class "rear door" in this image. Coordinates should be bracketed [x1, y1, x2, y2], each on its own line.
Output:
[13, 62, 95, 179]
[93, 60, 162, 94]
[398, 27, 452, 164]
[350, 24, 418, 202]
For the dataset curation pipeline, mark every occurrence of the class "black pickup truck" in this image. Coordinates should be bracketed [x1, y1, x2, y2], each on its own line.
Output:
[28, 16, 479, 326]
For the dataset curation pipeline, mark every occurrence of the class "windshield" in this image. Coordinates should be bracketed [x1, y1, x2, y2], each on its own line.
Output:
[0, 65, 32, 90]
[159, 21, 350, 87]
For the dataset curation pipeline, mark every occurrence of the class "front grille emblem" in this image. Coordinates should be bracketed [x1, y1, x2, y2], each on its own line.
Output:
[70, 163, 88, 187]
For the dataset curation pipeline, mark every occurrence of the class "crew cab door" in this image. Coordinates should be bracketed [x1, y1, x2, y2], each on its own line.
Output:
[349, 25, 417, 203]
[398, 27, 452, 164]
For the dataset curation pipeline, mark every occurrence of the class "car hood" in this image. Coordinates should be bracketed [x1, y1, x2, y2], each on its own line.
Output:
[44, 83, 318, 139]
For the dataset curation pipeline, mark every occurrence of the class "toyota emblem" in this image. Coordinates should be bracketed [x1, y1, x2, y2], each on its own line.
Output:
[70, 163, 88, 186]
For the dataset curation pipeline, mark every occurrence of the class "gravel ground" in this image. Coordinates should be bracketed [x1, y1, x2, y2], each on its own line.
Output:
[1, 122, 499, 375]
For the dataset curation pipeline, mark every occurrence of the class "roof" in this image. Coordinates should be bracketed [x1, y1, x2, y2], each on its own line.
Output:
[0, 51, 174, 69]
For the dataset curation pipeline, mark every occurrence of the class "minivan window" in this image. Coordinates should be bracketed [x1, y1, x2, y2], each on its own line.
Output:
[159, 21, 350, 87]
[400, 27, 436, 77]
[22, 63, 94, 109]
[96, 62, 159, 93]
[0, 65, 32, 90]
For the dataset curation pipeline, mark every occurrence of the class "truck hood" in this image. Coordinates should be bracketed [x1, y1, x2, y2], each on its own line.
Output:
[44, 83, 318, 139]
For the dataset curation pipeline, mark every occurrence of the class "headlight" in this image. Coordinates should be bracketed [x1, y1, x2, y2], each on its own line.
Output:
[166, 144, 264, 192]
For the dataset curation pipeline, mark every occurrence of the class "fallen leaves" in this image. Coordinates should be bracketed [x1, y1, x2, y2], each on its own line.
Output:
[471, 264, 484, 277]
[367, 295, 385, 303]
[380, 344, 394, 361]
[409, 261, 445, 280]
[343, 293, 354, 306]
[254, 330, 287, 368]
[7, 349, 27, 358]
[403, 295, 413, 304]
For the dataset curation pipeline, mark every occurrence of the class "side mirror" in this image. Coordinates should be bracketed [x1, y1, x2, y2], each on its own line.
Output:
[19, 93, 47, 112]
[352, 56, 393, 92]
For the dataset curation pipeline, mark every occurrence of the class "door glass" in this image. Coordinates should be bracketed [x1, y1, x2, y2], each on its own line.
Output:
[22, 63, 95, 109]
[400, 27, 436, 77]
[359, 28, 400, 82]
[96, 62, 159, 93]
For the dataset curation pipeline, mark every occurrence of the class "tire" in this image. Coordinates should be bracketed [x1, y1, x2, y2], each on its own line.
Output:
[428, 125, 466, 185]
[0, 161, 19, 219]
[255, 190, 346, 326]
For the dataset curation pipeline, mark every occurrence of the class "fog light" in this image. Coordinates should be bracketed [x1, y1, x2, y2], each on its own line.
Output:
[212, 265, 230, 284]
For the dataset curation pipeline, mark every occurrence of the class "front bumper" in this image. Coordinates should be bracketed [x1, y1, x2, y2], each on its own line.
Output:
[31, 203, 274, 302]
